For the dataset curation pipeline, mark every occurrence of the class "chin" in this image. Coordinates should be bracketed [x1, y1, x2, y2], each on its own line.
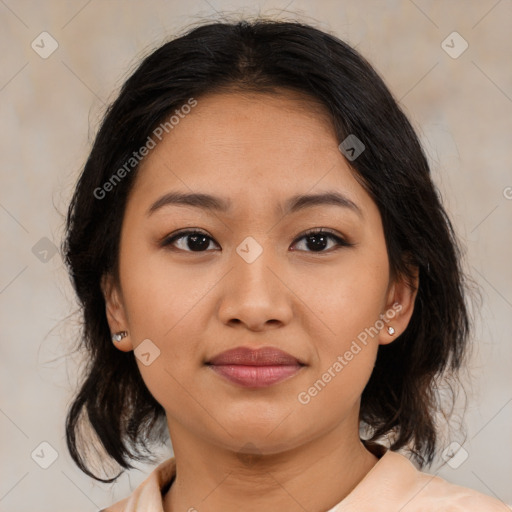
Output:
[211, 410, 313, 453]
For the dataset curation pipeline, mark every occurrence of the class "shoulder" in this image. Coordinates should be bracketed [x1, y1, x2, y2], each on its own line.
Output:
[388, 452, 509, 511]
[414, 473, 508, 511]
[97, 457, 176, 512]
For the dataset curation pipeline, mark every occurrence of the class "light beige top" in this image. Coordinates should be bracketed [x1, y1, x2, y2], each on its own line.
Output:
[100, 445, 509, 511]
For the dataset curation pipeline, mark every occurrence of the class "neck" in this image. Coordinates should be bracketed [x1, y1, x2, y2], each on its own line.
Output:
[163, 419, 379, 512]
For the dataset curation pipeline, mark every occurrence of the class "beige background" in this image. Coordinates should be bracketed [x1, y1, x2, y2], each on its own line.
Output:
[1, 1, 511, 510]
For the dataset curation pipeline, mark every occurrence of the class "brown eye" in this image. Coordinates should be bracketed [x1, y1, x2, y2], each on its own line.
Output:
[291, 229, 354, 253]
[161, 230, 218, 252]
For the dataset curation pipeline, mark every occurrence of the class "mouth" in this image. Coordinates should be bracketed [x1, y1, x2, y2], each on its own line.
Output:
[205, 346, 306, 388]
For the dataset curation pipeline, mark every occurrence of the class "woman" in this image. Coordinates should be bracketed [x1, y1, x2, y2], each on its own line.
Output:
[63, 18, 508, 511]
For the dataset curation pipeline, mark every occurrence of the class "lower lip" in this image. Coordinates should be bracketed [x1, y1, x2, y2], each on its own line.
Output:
[208, 364, 303, 388]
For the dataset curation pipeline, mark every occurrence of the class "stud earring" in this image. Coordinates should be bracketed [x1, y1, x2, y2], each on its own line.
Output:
[112, 331, 128, 342]
[387, 326, 395, 335]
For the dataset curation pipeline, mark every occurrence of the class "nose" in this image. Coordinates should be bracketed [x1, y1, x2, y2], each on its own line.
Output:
[217, 239, 293, 331]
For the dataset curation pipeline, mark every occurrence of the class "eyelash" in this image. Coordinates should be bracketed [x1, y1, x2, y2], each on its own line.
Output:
[160, 228, 354, 254]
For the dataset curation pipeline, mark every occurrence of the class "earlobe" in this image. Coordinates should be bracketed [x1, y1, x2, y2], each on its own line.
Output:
[101, 273, 133, 352]
[379, 266, 419, 345]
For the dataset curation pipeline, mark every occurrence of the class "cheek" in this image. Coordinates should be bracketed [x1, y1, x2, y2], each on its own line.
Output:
[297, 249, 388, 407]
[120, 258, 210, 415]
[295, 348, 376, 429]
[119, 236, 213, 343]
[304, 252, 389, 352]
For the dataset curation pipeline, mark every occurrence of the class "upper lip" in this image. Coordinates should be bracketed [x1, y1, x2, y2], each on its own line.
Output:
[206, 346, 304, 366]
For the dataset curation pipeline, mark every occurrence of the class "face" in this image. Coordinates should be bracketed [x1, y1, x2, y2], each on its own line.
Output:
[102, 90, 417, 456]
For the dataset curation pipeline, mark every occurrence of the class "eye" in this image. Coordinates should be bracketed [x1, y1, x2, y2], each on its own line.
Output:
[291, 228, 354, 253]
[160, 229, 218, 252]
[161, 228, 353, 254]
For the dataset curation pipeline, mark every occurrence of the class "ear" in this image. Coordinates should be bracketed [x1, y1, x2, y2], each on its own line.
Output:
[378, 263, 419, 346]
[101, 273, 133, 352]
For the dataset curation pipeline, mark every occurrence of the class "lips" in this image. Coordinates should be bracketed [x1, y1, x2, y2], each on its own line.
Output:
[207, 346, 303, 366]
[206, 346, 305, 388]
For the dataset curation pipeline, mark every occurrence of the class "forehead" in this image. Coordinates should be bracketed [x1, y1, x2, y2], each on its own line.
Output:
[128, 90, 373, 216]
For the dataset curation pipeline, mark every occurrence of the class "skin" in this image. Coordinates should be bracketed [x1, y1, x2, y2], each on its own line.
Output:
[102, 90, 419, 512]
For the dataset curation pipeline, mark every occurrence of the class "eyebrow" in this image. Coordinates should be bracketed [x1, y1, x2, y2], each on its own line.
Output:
[147, 191, 363, 218]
